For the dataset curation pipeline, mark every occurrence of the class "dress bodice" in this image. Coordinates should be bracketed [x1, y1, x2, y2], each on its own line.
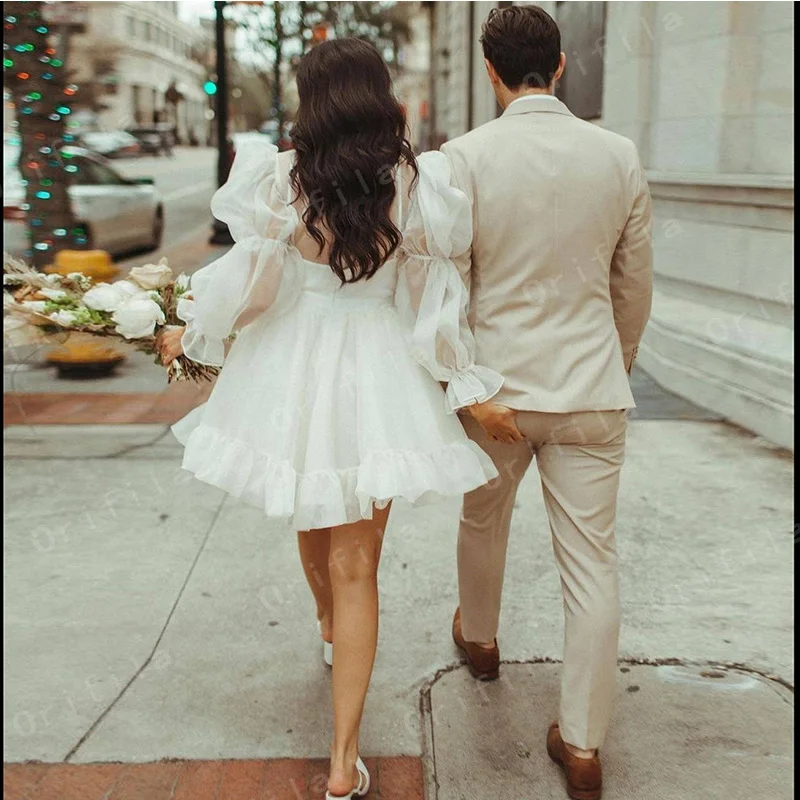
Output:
[296, 253, 399, 307]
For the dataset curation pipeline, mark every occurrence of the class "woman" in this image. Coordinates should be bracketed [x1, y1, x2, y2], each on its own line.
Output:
[158, 38, 502, 799]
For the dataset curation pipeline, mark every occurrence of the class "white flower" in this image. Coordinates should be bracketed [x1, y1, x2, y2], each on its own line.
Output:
[49, 309, 79, 326]
[83, 282, 126, 312]
[175, 273, 190, 292]
[3, 292, 16, 308]
[84, 280, 149, 312]
[43, 273, 62, 284]
[114, 279, 147, 298]
[111, 294, 166, 339]
[128, 258, 173, 290]
[39, 288, 69, 302]
[21, 300, 48, 313]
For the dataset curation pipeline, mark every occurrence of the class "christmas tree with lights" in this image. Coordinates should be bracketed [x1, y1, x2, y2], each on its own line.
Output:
[4, 1, 88, 269]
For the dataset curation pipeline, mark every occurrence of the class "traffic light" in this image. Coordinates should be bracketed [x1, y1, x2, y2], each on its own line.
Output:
[203, 79, 217, 96]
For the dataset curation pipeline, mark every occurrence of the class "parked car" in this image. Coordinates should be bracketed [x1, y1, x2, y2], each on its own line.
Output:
[3, 146, 164, 259]
[77, 131, 142, 159]
[127, 124, 175, 156]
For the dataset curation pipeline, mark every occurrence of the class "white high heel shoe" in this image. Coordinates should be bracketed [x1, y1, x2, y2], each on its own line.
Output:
[325, 756, 370, 800]
[317, 620, 333, 667]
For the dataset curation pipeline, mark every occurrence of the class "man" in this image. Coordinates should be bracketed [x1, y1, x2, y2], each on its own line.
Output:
[446, 6, 653, 798]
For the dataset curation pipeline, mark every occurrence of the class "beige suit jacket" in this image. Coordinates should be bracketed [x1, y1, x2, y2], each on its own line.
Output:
[441, 95, 653, 412]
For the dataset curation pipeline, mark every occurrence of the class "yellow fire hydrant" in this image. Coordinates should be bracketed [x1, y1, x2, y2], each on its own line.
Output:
[44, 250, 127, 376]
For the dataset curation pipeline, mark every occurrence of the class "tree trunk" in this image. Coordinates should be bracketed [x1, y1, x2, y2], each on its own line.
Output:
[4, 1, 86, 269]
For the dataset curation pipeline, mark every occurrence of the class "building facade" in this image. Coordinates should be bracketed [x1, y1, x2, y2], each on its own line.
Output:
[68, 1, 212, 144]
[395, 2, 433, 152]
[429, 1, 794, 449]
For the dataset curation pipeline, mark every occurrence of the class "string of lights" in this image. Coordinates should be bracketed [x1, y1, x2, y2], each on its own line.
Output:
[4, 2, 88, 268]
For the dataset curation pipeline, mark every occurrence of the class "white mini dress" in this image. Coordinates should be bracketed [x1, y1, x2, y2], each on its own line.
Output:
[171, 141, 502, 530]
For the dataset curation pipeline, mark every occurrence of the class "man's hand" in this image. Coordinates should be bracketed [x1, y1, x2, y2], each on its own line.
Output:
[155, 325, 185, 366]
[468, 401, 524, 444]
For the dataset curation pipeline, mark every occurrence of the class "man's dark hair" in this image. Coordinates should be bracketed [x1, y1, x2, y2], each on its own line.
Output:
[480, 5, 561, 90]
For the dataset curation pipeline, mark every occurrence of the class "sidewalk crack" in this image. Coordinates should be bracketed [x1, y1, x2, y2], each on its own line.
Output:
[62, 495, 228, 763]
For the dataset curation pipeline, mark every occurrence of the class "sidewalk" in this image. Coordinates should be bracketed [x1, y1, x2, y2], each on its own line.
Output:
[3, 354, 793, 798]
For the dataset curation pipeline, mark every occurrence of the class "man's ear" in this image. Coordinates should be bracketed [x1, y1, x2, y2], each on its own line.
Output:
[484, 58, 500, 86]
[553, 52, 566, 84]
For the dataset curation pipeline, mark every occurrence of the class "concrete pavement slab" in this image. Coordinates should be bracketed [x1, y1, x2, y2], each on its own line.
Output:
[65, 494, 462, 763]
[3, 425, 172, 459]
[425, 663, 792, 800]
[3, 457, 225, 762]
[494, 419, 793, 683]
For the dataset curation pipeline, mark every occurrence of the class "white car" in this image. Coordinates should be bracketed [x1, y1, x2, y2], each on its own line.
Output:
[78, 130, 143, 159]
[3, 145, 164, 259]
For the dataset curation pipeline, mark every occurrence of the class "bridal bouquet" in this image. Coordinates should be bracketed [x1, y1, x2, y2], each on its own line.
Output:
[2, 253, 219, 384]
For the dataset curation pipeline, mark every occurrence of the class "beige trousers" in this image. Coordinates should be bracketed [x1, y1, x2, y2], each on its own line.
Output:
[458, 409, 627, 750]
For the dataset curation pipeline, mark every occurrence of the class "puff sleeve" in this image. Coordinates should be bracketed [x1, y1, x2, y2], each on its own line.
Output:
[395, 151, 503, 414]
[177, 141, 301, 366]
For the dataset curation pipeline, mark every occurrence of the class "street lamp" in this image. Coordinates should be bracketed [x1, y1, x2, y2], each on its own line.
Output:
[208, 0, 263, 245]
[209, 0, 233, 245]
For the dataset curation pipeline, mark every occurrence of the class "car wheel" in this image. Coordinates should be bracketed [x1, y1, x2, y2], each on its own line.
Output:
[147, 207, 164, 252]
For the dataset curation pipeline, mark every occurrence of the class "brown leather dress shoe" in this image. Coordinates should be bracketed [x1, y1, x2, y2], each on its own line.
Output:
[451, 607, 499, 681]
[546, 721, 602, 800]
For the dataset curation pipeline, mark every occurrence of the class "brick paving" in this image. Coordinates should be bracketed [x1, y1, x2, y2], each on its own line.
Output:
[2, 756, 424, 800]
[3, 380, 214, 426]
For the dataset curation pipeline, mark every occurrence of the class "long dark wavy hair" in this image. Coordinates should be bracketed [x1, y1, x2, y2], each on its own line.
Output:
[289, 38, 418, 283]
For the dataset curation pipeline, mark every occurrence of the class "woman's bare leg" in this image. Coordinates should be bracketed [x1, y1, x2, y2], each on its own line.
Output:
[326, 504, 390, 796]
[297, 528, 334, 642]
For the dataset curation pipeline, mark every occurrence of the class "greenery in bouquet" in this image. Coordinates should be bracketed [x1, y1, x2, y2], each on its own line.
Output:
[2, 254, 220, 384]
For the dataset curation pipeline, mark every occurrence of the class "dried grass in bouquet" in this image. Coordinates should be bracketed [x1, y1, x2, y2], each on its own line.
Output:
[2, 253, 221, 384]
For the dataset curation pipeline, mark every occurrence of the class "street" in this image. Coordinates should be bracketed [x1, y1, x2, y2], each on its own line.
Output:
[114, 147, 218, 264]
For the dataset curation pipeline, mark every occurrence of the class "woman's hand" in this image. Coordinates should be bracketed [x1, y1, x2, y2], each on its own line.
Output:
[156, 325, 185, 366]
[468, 401, 524, 444]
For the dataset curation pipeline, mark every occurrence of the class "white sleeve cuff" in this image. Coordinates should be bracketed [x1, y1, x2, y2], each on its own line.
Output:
[444, 364, 504, 414]
[177, 296, 225, 367]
